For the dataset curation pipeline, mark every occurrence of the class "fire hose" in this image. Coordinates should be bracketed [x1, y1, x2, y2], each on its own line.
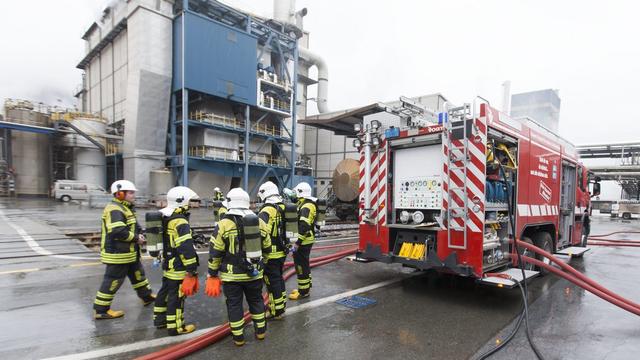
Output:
[588, 241, 640, 247]
[589, 230, 640, 237]
[513, 239, 640, 314]
[587, 231, 640, 246]
[522, 256, 640, 316]
[588, 236, 640, 247]
[136, 246, 358, 360]
[479, 237, 640, 359]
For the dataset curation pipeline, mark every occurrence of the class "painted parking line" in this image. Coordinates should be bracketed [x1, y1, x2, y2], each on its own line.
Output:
[43, 276, 407, 360]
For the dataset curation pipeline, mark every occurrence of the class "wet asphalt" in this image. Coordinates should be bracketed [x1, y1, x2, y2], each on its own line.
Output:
[0, 199, 639, 360]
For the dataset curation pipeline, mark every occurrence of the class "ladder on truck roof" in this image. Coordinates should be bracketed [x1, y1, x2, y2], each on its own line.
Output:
[444, 104, 473, 249]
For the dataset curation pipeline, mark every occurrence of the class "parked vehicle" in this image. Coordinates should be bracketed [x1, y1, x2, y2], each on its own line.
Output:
[53, 180, 107, 202]
[357, 100, 597, 284]
[611, 200, 640, 219]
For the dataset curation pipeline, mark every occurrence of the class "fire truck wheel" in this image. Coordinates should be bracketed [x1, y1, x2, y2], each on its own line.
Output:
[532, 232, 553, 276]
[518, 237, 536, 272]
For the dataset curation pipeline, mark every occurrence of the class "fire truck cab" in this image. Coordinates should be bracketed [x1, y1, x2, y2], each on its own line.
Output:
[357, 100, 593, 283]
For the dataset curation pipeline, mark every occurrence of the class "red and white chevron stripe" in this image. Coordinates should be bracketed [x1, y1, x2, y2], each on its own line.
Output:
[358, 141, 388, 225]
[442, 116, 487, 234]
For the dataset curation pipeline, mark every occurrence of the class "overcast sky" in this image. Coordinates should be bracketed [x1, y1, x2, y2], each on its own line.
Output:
[1, 0, 639, 148]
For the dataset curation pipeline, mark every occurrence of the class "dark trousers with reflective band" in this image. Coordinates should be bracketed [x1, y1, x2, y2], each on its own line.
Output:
[222, 279, 266, 341]
[264, 257, 286, 316]
[94, 261, 151, 313]
[153, 276, 186, 334]
[293, 244, 312, 295]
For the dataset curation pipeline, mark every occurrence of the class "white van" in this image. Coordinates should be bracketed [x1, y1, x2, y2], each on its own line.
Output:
[611, 200, 640, 220]
[53, 180, 107, 202]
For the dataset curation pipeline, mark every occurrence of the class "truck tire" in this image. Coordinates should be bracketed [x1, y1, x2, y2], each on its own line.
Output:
[622, 212, 631, 220]
[60, 195, 71, 202]
[531, 232, 553, 276]
[517, 237, 536, 272]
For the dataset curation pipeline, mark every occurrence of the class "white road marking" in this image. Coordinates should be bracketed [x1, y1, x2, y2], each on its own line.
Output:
[0, 209, 97, 260]
[0, 267, 40, 275]
[1, 237, 360, 275]
[43, 276, 407, 360]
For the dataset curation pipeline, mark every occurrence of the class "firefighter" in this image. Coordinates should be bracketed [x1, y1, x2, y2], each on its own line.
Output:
[93, 180, 155, 320]
[213, 187, 225, 201]
[218, 200, 228, 218]
[153, 186, 200, 336]
[289, 182, 317, 300]
[257, 181, 288, 319]
[205, 188, 271, 346]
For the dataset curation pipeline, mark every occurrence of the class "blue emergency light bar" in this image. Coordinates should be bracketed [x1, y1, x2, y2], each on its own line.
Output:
[384, 127, 400, 139]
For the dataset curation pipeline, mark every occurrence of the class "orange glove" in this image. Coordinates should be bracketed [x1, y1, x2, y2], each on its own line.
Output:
[182, 274, 199, 297]
[205, 276, 222, 297]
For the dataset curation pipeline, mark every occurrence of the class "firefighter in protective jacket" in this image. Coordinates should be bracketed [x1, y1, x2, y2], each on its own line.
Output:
[153, 186, 200, 336]
[289, 182, 317, 300]
[213, 187, 224, 201]
[93, 180, 155, 319]
[205, 188, 271, 346]
[257, 181, 288, 319]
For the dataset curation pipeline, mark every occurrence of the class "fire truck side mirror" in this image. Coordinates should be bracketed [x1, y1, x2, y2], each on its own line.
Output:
[592, 182, 601, 197]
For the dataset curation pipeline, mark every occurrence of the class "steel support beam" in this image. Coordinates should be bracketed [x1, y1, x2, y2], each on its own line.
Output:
[243, 105, 250, 190]
[289, 44, 298, 186]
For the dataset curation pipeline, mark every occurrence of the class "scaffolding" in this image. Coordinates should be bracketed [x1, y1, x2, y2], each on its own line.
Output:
[170, 0, 299, 194]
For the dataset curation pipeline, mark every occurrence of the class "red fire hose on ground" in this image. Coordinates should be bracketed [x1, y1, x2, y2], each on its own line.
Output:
[587, 232, 640, 247]
[513, 239, 640, 315]
[136, 245, 358, 360]
[137, 233, 640, 359]
[589, 230, 640, 238]
[479, 236, 640, 359]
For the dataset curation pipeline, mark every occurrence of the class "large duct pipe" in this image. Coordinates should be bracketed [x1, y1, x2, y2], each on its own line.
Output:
[274, 0, 295, 24]
[299, 46, 329, 113]
[274, 0, 329, 113]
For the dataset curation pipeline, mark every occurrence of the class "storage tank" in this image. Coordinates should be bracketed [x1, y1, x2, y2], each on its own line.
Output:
[4, 99, 51, 196]
[332, 158, 360, 202]
[330, 158, 360, 221]
[56, 114, 107, 187]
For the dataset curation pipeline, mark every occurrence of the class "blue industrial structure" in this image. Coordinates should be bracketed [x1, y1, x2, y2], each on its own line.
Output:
[170, 0, 307, 195]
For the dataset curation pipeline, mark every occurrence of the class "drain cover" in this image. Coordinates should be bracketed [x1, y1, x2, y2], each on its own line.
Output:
[335, 295, 377, 309]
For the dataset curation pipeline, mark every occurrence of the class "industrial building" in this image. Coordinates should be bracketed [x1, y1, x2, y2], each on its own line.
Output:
[0, 0, 449, 202]
[0, 0, 331, 200]
[0, 99, 109, 197]
[72, 0, 329, 199]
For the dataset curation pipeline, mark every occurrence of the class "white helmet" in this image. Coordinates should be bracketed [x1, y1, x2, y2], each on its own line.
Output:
[111, 180, 137, 194]
[294, 182, 316, 201]
[214, 187, 221, 192]
[160, 186, 199, 216]
[258, 181, 282, 203]
[226, 188, 252, 216]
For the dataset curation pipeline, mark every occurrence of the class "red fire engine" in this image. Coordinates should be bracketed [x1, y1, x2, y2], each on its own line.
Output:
[356, 100, 598, 283]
